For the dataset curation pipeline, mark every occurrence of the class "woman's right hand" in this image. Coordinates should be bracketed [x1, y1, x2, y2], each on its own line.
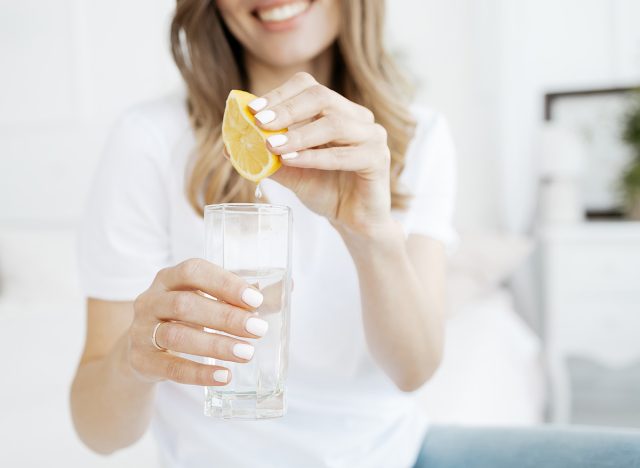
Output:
[127, 258, 268, 386]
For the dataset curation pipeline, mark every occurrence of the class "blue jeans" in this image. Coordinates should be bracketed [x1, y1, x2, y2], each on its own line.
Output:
[413, 425, 640, 468]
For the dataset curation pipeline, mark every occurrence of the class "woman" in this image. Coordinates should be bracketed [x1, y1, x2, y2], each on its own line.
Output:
[71, 1, 640, 467]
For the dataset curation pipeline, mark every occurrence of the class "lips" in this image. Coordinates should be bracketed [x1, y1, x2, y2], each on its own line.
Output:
[255, 0, 311, 23]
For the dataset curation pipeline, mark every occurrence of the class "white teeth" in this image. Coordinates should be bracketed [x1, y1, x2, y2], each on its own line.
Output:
[257, 1, 310, 23]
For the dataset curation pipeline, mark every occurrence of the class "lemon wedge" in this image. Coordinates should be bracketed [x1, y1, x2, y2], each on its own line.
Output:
[222, 90, 284, 183]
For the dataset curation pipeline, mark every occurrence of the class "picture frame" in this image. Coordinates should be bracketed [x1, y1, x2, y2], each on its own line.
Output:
[544, 86, 638, 218]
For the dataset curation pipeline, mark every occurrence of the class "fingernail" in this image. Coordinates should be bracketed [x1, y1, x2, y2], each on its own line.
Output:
[255, 109, 276, 124]
[281, 151, 298, 160]
[248, 97, 267, 112]
[267, 134, 288, 147]
[242, 288, 264, 308]
[245, 317, 269, 337]
[233, 343, 255, 360]
[213, 369, 229, 383]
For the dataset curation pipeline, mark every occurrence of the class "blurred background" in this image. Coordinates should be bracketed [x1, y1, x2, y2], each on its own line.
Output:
[1, 0, 640, 466]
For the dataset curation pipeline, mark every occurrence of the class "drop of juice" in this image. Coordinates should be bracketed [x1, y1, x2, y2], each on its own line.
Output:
[254, 183, 263, 200]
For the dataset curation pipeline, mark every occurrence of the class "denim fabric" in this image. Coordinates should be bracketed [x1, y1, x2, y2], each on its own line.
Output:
[413, 425, 640, 468]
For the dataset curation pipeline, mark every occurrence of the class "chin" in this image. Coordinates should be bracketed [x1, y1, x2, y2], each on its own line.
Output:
[219, 0, 340, 69]
[253, 38, 332, 68]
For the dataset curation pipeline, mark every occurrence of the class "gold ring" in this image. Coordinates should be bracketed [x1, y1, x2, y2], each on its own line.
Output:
[152, 322, 167, 351]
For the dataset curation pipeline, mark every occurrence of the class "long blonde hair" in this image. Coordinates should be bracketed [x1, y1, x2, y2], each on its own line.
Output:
[171, 0, 415, 217]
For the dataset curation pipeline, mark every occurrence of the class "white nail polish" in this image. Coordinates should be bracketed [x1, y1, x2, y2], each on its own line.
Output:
[245, 317, 269, 337]
[213, 369, 229, 383]
[248, 97, 267, 112]
[267, 134, 288, 147]
[242, 288, 264, 308]
[281, 152, 299, 160]
[255, 109, 276, 124]
[233, 343, 255, 360]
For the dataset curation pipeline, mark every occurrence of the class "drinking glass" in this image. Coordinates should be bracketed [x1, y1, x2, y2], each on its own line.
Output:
[203, 203, 292, 419]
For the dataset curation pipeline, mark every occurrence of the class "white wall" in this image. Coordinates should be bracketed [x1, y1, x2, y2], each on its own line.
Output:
[389, 0, 640, 233]
[0, 1, 178, 466]
[388, 0, 503, 230]
[0, 0, 180, 226]
[497, 0, 640, 232]
[388, 0, 640, 330]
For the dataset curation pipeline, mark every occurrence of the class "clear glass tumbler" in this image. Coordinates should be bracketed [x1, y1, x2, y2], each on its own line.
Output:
[203, 203, 292, 419]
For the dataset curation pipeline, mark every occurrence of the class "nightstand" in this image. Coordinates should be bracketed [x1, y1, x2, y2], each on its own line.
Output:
[540, 222, 640, 423]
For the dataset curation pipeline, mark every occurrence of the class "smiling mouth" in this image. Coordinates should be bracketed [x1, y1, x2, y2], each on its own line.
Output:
[254, 0, 313, 24]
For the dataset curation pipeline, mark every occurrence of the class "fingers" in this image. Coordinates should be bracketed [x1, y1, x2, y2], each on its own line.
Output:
[255, 84, 372, 132]
[243, 72, 386, 175]
[248, 72, 373, 131]
[155, 258, 264, 310]
[276, 147, 377, 172]
[266, 116, 375, 157]
[151, 353, 232, 386]
[154, 322, 257, 363]
[248, 71, 317, 114]
[268, 121, 389, 172]
[154, 290, 269, 339]
[255, 85, 338, 130]
[129, 318, 233, 386]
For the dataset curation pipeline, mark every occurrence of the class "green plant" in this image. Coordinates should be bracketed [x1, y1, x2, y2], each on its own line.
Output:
[620, 89, 640, 216]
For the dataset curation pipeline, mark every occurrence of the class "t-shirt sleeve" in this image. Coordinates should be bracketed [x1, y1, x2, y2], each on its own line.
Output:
[395, 109, 458, 248]
[76, 111, 172, 301]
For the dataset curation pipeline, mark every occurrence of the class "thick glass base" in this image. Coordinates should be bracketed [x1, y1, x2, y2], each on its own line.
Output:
[204, 389, 285, 419]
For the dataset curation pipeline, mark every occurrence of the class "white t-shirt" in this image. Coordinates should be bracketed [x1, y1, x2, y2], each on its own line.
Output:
[77, 92, 457, 468]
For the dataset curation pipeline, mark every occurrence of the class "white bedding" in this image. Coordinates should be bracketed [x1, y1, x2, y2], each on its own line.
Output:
[420, 287, 545, 425]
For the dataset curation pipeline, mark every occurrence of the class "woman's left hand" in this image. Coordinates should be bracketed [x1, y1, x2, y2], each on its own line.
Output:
[249, 72, 393, 236]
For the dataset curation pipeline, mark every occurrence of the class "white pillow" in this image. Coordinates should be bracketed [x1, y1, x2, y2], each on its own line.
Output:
[420, 288, 545, 425]
[447, 231, 533, 315]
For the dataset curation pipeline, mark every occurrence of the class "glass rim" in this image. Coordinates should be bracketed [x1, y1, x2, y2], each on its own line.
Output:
[204, 203, 290, 215]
